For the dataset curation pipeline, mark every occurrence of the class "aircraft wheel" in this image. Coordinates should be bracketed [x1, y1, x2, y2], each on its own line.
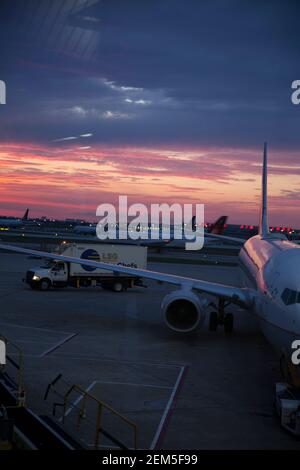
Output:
[209, 312, 218, 331]
[224, 313, 234, 333]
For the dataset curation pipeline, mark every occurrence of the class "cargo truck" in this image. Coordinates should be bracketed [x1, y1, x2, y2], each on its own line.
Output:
[25, 243, 147, 292]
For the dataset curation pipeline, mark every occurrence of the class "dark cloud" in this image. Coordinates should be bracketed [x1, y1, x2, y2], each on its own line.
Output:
[0, 0, 299, 149]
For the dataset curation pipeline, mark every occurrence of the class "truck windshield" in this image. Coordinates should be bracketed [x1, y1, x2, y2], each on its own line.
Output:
[41, 261, 55, 269]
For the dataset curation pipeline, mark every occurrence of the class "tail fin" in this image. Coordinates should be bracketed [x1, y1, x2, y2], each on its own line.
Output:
[208, 215, 228, 235]
[259, 142, 269, 238]
[188, 215, 227, 235]
[22, 209, 29, 221]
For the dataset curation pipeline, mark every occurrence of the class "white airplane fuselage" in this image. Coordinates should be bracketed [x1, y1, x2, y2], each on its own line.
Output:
[239, 235, 300, 356]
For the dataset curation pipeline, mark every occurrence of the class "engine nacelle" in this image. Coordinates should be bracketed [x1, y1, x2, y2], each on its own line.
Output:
[161, 289, 207, 333]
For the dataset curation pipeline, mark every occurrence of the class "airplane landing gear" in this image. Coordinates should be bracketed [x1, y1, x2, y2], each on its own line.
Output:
[209, 299, 234, 333]
[209, 311, 218, 331]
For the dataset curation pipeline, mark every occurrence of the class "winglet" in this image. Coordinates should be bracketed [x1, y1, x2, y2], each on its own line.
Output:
[259, 143, 269, 238]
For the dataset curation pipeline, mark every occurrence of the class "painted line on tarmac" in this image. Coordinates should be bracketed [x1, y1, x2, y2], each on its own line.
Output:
[150, 364, 188, 450]
[96, 380, 172, 390]
[40, 333, 77, 357]
[0, 322, 74, 335]
[8, 339, 55, 345]
[51, 352, 186, 369]
[61, 379, 172, 420]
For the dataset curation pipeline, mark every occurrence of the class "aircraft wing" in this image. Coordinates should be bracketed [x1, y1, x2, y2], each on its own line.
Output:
[205, 232, 246, 244]
[0, 243, 253, 308]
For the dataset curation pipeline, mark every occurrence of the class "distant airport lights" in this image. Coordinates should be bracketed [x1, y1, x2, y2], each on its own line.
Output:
[239, 225, 294, 234]
[270, 227, 294, 234]
[240, 225, 255, 230]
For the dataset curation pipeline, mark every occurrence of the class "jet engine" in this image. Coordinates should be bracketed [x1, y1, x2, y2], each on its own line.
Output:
[161, 290, 207, 333]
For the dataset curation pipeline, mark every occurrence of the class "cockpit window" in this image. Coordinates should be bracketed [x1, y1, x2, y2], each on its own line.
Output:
[281, 288, 300, 305]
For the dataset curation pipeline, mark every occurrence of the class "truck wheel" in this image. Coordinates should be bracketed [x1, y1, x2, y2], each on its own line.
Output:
[112, 281, 123, 293]
[40, 279, 50, 291]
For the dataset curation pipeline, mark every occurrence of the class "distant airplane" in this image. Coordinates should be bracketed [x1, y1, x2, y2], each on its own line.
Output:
[207, 216, 228, 235]
[74, 215, 228, 249]
[73, 222, 170, 247]
[0, 209, 29, 228]
[1, 144, 300, 385]
[73, 224, 96, 234]
[168, 215, 228, 248]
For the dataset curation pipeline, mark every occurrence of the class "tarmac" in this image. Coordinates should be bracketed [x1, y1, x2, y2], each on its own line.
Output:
[0, 251, 299, 449]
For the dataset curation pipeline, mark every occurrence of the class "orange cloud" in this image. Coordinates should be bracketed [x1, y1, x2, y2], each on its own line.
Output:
[0, 142, 299, 225]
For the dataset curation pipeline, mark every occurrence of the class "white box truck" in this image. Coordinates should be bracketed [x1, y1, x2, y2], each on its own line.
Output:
[25, 243, 147, 292]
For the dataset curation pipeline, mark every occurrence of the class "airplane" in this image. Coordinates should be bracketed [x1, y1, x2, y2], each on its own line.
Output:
[73, 215, 228, 249]
[1, 144, 300, 385]
[73, 224, 96, 234]
[0, 209, 29, 228]
[168, 215, 228, 248]
[206, 215, 228, 235]
[73, 222, 172, 248]
[123, 215, 228, 248]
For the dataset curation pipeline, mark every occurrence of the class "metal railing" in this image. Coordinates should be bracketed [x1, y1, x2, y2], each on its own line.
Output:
[62, 384, 138, 450]
[0, 335, 25, 406]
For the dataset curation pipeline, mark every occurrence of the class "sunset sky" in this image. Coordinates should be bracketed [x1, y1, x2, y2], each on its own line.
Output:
[0, 0, 299, 225]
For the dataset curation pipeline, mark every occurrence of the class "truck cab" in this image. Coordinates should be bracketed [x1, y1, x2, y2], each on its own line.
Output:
[26, 260, 68, 290]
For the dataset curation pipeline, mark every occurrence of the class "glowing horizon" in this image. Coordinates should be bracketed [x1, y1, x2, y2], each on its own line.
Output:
[0, 142, 299, 226]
